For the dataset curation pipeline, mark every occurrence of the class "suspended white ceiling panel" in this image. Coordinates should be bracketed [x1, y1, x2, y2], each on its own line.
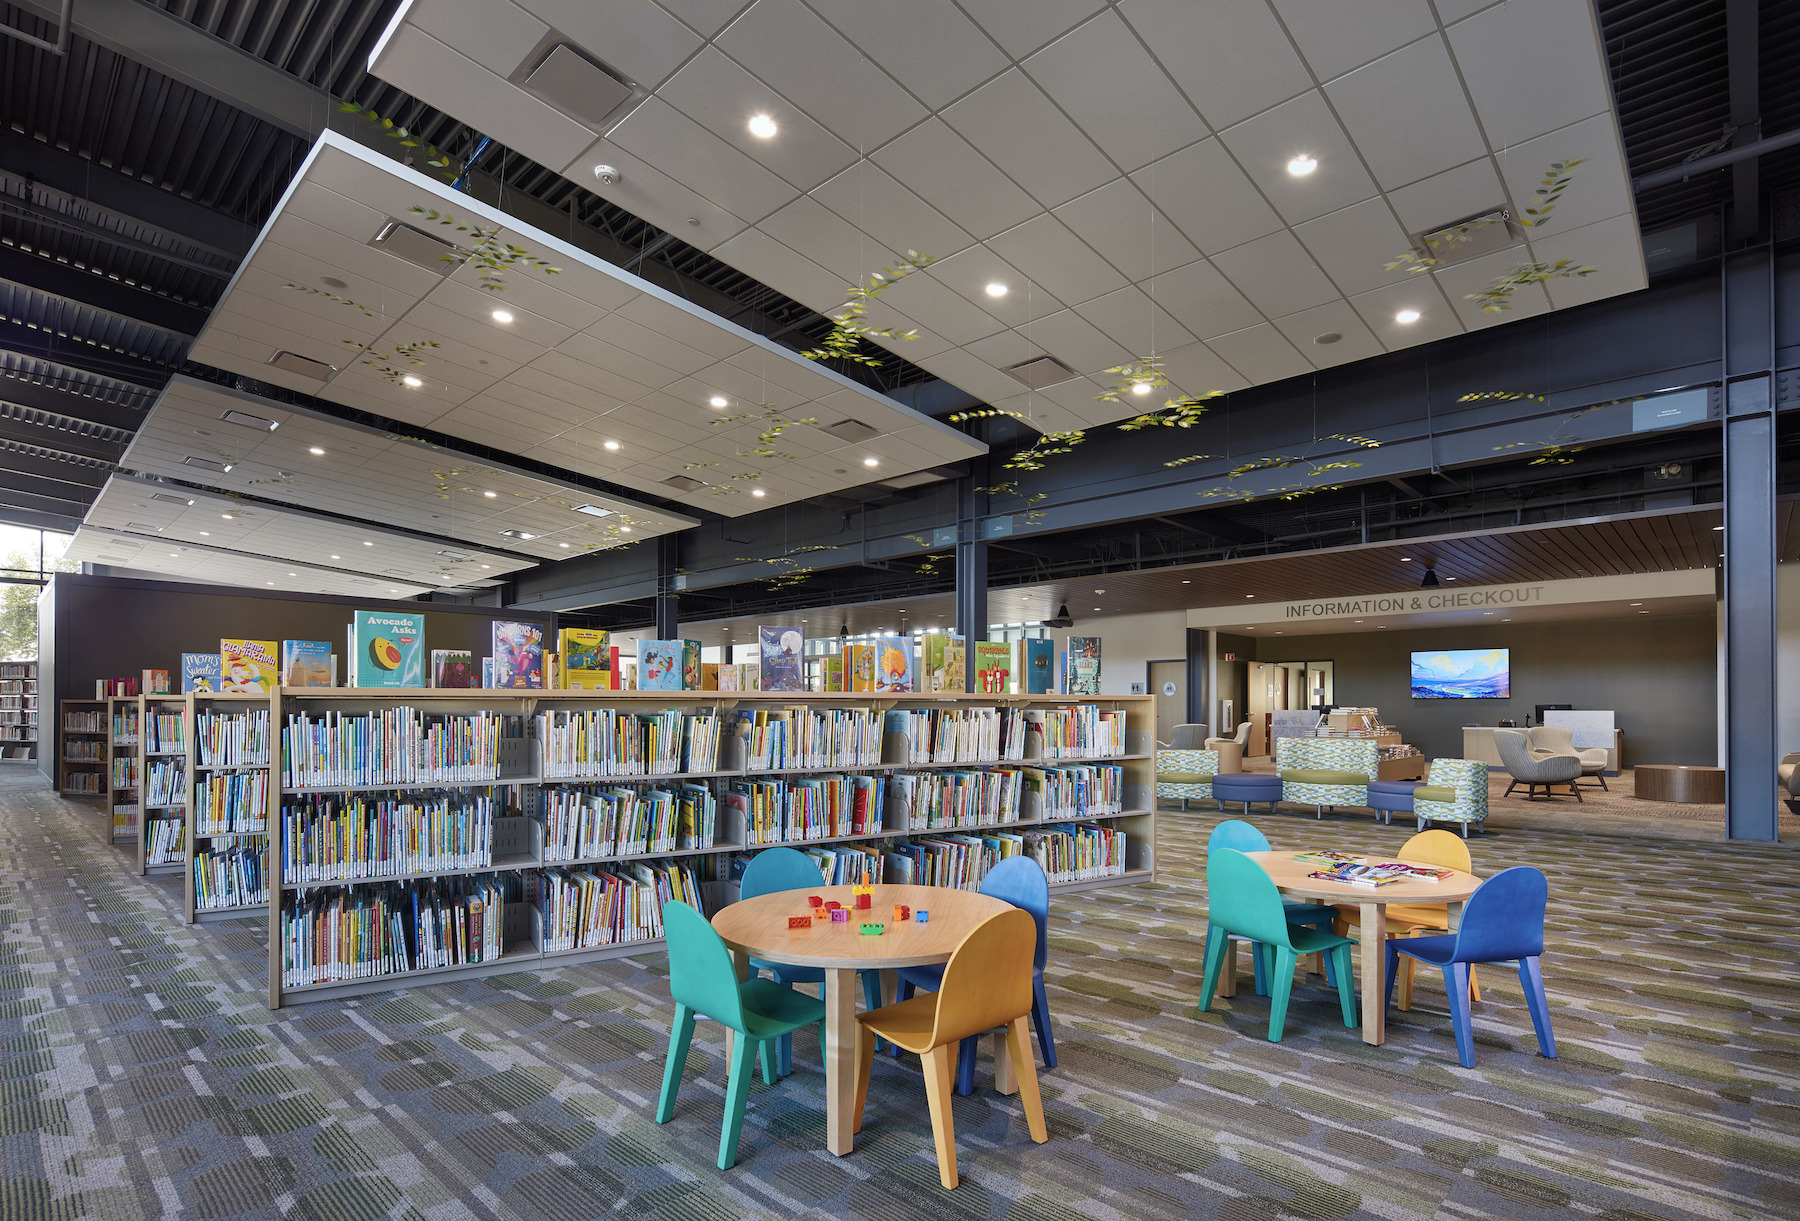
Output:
[65, 525, 442, 599]
[82, 472, 528, 594]
[370, 0, 1645, 434]
[123, 375, 698, 561]
[184, 133, 985, 515]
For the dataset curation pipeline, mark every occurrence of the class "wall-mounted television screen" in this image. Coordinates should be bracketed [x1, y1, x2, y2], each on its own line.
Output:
[1410, 649, 1510, 699]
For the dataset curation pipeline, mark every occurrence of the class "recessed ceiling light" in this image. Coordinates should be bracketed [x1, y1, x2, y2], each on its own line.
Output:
[1246, 594, 1254, 598]
[1287, 154, 1318, 176]
[1181, 579, 1190, 584]
[748, 114, 778, 139]
[1395, 309, 1421, 324]
[1132, 382, 1152, 395]
[330, 554, 339, 559]
[363, 541, 373, 546]
[309, 446, 325, 455]
[481, 564, 491, 570]
[221, 513, 234, 520]
[1629, 602, 1643, 606]
[198, 531, 209, 537]
[603, 440, 621, 451]
[619, 526, 631, 533]
[266, 581, 274, 586]
[709, 395, 729, 408]
[1712, 525, 1724, 531]
[985, 282, 1008, 298]
[402, 375, 423, 388]
[390, 589, 398, 594]
[287, 572, 296, 577]
[573, 505, 614, 518]
[168, 552, 179, 557]
[1446, 576, 1457, 581]
[1094, 589, 1105, 594]
[559, 542, 570, 548]
[863, 457, 878, 466]
[498, 530, 537, 541]
[484, 490, 498, 498]
[752, 488, 766, 497]
[491, 309, 514, 324]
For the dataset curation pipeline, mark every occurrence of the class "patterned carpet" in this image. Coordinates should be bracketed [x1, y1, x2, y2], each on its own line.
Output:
[2, 767, 1798, 1220]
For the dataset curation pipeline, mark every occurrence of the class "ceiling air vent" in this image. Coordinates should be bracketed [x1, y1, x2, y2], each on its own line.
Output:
[124, 522, 164, 532]
[437, 548, 471, 559]
[660, 475, 705, 492]
[520, 43, 640, 132]
[98, 555, 134, 564]
[383, 568, 412, 577]
[150, 493, 194, 506]
[267, 351, 336, 380]
[498, 529, 538, 541]
[820, 418, 879, 444]
[370, 218, 464, 274]
[221, 408, 278, 431]
[880, 470, 949, 490]
[1406, 206, 1521, 268]
[1005, 355, 1077, 389]
[183, 456, 233, 473]
[349, 578, 376, 586]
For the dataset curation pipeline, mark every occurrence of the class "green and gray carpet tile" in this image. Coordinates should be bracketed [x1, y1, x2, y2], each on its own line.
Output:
[1, 770, 1796, 1220]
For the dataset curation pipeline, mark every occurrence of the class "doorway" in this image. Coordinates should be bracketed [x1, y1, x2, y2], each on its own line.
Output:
[1149, 659, 1186, 744]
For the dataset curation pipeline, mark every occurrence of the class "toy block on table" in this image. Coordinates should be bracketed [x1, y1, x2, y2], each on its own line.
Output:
[916, 910, 929, 923]
[830, 908, 850, 923]
[893, 904, 910, 922]
[824, 900, 842, 910]
[807, 895, 823, 908]
[852, 870, 874, 909]
[812, 909, 832, 925]
[860, 922, 884, 936]
[787, 916, 812, 929]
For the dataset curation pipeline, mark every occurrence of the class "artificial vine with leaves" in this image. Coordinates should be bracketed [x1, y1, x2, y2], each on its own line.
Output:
[408, 207, 562, 290]
[798, 252, 935, 367]
[337, 101, 458, 182]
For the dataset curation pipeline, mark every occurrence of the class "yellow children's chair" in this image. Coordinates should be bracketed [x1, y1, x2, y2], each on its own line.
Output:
[1334, 828, 1481, 1009]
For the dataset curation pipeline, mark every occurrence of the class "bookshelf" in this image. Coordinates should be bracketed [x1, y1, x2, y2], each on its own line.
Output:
[138, 695, 188, 876]
[107, 695, 140, 844]
[185, 692, 276, 924]
[0, 660, 37, 760]
[58, 698, 107, 799]
[266, 688, 1154, 1009]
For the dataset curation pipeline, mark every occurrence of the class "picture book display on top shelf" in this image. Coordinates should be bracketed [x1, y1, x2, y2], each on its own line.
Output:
[876, 637, 913, 693]
[431, 650, 476, 689]
[282, 641, 333, 687]
[559, 629, 610, 690]
[759, 627, 803, 692]
[141, 669, 171, 695]
[350, 613, 423, 688]
[682, 641, 701, 692]
[637, 640, 684, 691]
[492, 621, 544, 689]
[972, 641, 1011, 694]
[263, 688, 1156, 1010]
[920, 633, 965, 692]
[188, 692, 275, 923]
[183, 654, 222, 693]
[1019, 638, 1055, 694]
[1066, 637, 1101, 696]
[58, 697, 107, 799]
[845, 643, 876, 692]
[220, 640, 278, 693]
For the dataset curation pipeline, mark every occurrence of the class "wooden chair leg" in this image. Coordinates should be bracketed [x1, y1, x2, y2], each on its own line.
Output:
[1398, 941, 1416, 1012]
[1468, 965, 1481, 1003]
[655, 1003, 695, 1124]
[1005, 1016, 1049, 1143]
[921, 1044, 960, 1189]
[852, 1023, 876, 1135]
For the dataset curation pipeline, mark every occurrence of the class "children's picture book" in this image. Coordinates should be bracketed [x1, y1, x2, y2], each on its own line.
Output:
[1066, 635, 1101, 696]
[181, 653, 222, 693]
[718, 664, 742, 692]
[1020, 638, 1055, 694]
[701, 662, 719, 691]
[874, 637, 912, 693]
[845, 643, 877, 692]
[558, 628, 610, 690]
[431, 649, 476, 689]
[973, 641, 1011, 694]
[759, 626, 804, 692]
[481, 657, 494, 688]
[281, 640, 333, 687]
[351, 612, 424, 688]
[683, 640, 702, 691]
[491, 620, 544, 689]
[822, 655, 844, 693]
[638, 640, 684, 691]
[141, 669, 172, 695]
[219, 639, 278, 694]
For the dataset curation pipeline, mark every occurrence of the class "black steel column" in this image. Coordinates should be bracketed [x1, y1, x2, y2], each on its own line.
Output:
[955, 479, 987, 692]
[1722, 241, 1777, 840]
[654, 532, 679, 640]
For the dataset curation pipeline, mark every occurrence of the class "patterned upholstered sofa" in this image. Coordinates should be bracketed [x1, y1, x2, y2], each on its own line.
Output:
[1275, 738, 1379, 818]
[1156, 748, 1220, 809]
[1413, 757, 1490, 836]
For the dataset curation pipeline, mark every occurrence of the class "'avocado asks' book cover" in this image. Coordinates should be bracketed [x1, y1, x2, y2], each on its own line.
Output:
[351, 612, 423, 688]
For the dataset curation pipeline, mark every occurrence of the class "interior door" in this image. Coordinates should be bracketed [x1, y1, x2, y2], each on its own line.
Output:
[1149, 659, 1185, 743]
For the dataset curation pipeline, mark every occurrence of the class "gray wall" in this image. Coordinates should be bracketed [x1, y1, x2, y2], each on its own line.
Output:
[1251, 613, 1718, 767]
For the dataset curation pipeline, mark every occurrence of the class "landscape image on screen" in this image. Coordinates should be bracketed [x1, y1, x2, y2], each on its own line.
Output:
[1410, 649, 1510, 699]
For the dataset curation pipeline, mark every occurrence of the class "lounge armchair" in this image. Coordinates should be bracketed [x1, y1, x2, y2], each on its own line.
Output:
[1205, 722, 1251, 773]
[1413, 758, 1490, 836]
[1527, 725, 1609, 790]
[1157, 724, 1209, 750]
[1495, 729, 1581, 801]
[1782, 753, 1800, 813]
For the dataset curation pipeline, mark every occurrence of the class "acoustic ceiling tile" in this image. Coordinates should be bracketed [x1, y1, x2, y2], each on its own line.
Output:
[281, 180, 396, 258]
[714, 0, 927, 148]
[1324, 37, 1488, 191]
[1130, 139, 1285, 256]
[598, 401, 716, 449]
[1218, 90, 1380, 226]
[954, 0, 1106, 58]
[809, 162, 976, 267]
[1528, 214, 1648, 310]
[941, 70, 1118, 210]
[872, 273, 1007, 347]
[1272, 0, 1438, 85]
[1023, 10, 1210, 174]
[1154, 339, 1251, 396]
[871, 120, 1042, 242]
[1209, 230, 1339, 318]
[1426, 245, 1555, 329]
[985, 213, 1128, 308]
[1071, 286, 1199, 360]
[433, 403, 562, 452]
[1271, 301, 1384, 369]
[395, 299, 548, 370]
[1492, 113, 1636, 239]
[1205, 322, 1312, 384]
[522, 349, 657, 406]
[522, 0, 703, 89]
[1118, 0, 1310, 129]
[564, 135, 750, 245]
[1147, 257, 1267, 341]
[805, 0, 1009, 110]
[1346, 279, 1465, 348]
[908, 348, 1037, 405]
[706, 228, 849, 315]
[1383, 156, 1509, 235]
[425, 277, 580, 350]
[660, 47, 858, 192]
[759, 195, 897, 285]
[1444, 0, 1614, 149]
[578, 314, 715, 378]
[962, 330, 1048, 371]
[1292, 197, 1419, 297]
[1052, 178, 1201, 283]
[257, 219, 443, 304]
[609, 97, 799, 225]
[403, 0, 547, 77]
[614, 292, 757, 361]
[923, 245, 1067, 323]
[1013, 309, 1133, 375]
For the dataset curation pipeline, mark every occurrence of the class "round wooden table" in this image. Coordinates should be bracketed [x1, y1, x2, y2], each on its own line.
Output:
[712, 883, 1012, 1157]
[1633, 764, 1725, 803]
[1240, 852, 1483, 1046]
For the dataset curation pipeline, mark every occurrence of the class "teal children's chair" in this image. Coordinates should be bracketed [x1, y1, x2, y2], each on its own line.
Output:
[1206, 820, 1338, 992]
[739, 846, 884, 1074]
[1198, 848, 1358, 1041]
[656, 900, 826, 1169]
[1384, 865, 1557, 1068]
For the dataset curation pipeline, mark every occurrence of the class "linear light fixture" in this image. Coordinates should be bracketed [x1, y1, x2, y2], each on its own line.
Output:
[573, 504, 615, 518]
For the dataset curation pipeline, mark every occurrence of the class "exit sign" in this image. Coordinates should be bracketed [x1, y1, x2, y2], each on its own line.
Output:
[1222, 652, 1237, 661]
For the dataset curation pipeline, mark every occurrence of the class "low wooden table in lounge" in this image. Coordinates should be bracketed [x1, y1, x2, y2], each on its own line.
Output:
[1239, 851, 1484, 1046]
[1633, 764, 1726, 803]
[712, 883, 1012, 1157]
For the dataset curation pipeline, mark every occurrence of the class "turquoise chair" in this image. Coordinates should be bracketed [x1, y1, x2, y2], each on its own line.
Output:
[1198, 848, 1358, 1041]
[739, 847, 884, 1074]
[1206, 820, 1338, 991]
[656, 901, 826, 1169]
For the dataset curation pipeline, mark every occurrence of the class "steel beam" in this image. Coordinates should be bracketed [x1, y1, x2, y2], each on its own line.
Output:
[0, 249, 209, 337]
[0, 414, 125, 463]
[0, 375, 152, 432]
[1726, 0, 1762, 240]
[1721, 243, 1777, 841]
[954, 478, 987, 691]
[0, 504, 80, 533]
[0, 448, 109, 490]
[0, 473, 95, 515]
[654, 533, 680, 639]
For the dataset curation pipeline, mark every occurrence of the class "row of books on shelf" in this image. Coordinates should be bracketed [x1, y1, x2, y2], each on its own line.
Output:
[110, 761, 138, 789]
[0, 662, 35, 679]
[282, 709, 509, 787]
[64, 711, 106, 733]
[196, 770, 269, 834]
[279, 793, 502, 884]
[144, 711, 185, 753]
[64, 741, 104, 761]
[63, 773, 103, 795]
[280, 874, 519, 988]
[0, 727, 35, 741]
[536, 860, 707, 952]
[146, 816, 185, 866]
[535, 709, 718, 778]
[145, 760, 186, 807]
[729, 773, 887, 845]
[195, 839, 268, 910]
[0, 708, 38, 722]
[534, 784, 716, 861]
[196, 709, 269, 768]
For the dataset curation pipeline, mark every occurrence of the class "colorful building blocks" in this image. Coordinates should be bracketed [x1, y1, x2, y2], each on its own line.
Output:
[812, 909, 832, 925]
[788, 916, 812, 929]
[893, 904, 910, 922]
[916, 910, 929, 923]
[854, 892, 872, 910]
[830, 908, 850, 923]
[824, 900, 842, 910]
[807, 895, 823, 908]
[860, 923, 884, 936]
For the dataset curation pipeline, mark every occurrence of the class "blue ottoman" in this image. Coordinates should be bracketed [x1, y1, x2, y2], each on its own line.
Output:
[1366, 779, 1421, 826]
[1212, 772, 1282, 814]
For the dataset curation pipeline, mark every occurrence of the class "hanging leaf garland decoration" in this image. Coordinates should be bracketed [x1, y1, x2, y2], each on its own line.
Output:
[1465, 259, 1598, 313]
[799, 251, 936, 367]
[284, 283, 376, 318]
[342, 339, 440, 385]
[338, 101, 458, 181]
[1517, 159, 1585, 228]
[407, 207, 562, 290]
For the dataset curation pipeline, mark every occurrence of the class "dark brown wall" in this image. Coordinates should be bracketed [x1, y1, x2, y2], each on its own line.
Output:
[1251, 613, 1717, 767]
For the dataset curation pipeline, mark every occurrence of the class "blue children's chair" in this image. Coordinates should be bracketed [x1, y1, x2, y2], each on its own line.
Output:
[1206, 820, 1338, 992]
[739, 847, 883, 1076]
[895, 856, 1057, 1096]
[1384, 865, 1557, 1068]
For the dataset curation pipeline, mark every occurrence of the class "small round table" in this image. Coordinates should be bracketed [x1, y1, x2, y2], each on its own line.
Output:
[1633, 764, 1725, 803]
[712, 883, 1012, 1156]
[1240, 852, 1484, 1046]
